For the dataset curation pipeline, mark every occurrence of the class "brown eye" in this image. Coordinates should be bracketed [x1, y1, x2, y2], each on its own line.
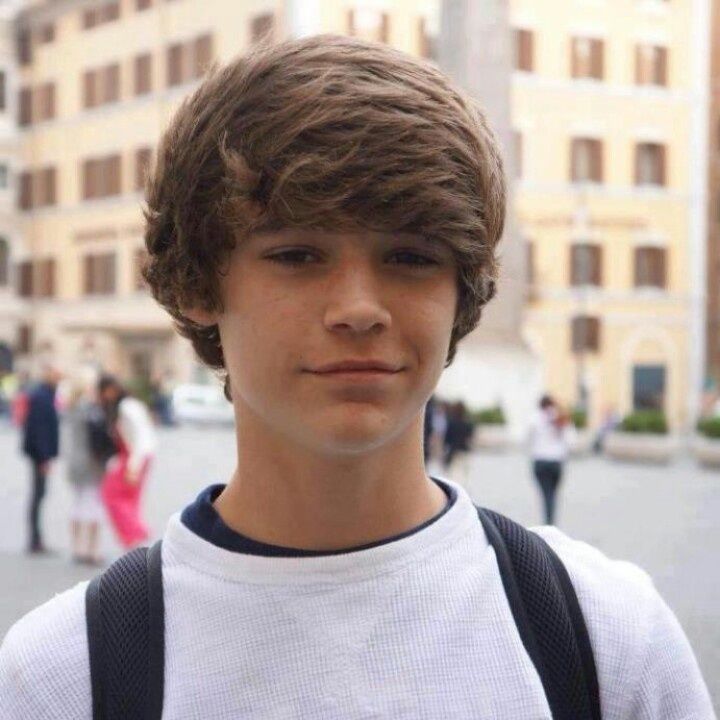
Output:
[388, 251, 439, 266]
[266, 249, 318, 265]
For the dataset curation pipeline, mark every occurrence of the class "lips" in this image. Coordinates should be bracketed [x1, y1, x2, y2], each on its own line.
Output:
[309, 360, 403, 373]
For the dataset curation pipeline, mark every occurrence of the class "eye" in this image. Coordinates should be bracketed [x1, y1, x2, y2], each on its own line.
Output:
[264, 248, 319, 265]
[388, 250, 440, 267]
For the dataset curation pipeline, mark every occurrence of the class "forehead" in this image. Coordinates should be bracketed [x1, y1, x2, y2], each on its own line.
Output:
[246, 227, 438, 247]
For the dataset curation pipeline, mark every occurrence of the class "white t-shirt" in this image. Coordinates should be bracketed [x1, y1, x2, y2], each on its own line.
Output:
[529, 408, 576, 462]
[0, 480, 714, 719]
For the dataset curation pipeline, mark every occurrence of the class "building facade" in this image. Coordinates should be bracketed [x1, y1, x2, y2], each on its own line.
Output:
[13, 0, 437, 388]
[512, 0, 710, 431]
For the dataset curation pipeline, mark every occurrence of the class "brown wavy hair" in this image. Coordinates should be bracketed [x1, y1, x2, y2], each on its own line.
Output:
[143, 34, 506, 398]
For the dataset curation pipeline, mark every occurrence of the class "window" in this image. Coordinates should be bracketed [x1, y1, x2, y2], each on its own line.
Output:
[17, 31, 32, 66]
[83, 252, 116, 294]
[135, 147, 152, 191]
[0, 164, 8, 189]
[570, 138, 603, 183]
[17, 262, 33, 298]
[514, 29, 534, 72]
[635, 142, 666, 186]
[570, 244, 602, 286]
[166, 34, 213, 87]
[17, 324, 33, 354]
[635, 45, 668, 86]
[571, 316, 601, 353]
[84, 64, 121, 108]
[83, 2, 120, 30]
[571, 37, 604, 80]
[38, 23, 55, 44]
[0, 238, 9, 286]
[134, 53, 152, 95]
[82, 155, 122, 199]
[632, 364, 666, 411]
[347, 9, 389, 43]
[0, 72, 5, 111]
[36, 258, 55, 298]
[18, 168, 57, 210]
[18, 87, 32, 126]
[18, 172, 32, 210]
[250, 13, 275, 44]
[136, 0, 152, 10]
[634, 246, 667, 288]
[38, 82, 56, 121]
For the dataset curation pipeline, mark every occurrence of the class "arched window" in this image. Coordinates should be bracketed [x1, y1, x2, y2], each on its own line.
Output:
[0, 238, 9, 286]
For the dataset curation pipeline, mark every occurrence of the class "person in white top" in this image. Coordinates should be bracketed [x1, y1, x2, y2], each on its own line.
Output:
[528, 394, 577, 525]
[0, 34, 714, 719]
[98, 374, 157, 549]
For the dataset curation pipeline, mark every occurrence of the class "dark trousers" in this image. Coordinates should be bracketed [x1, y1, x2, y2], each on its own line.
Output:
[533, 460, 563, 526]
[28, 460, 48, 549]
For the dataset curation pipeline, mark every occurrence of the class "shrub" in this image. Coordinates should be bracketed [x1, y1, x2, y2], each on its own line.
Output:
[620, 410, 668, 435]
[697, 416, 720, 439]
[571, 409, 588, 430]
[470, 406, 506, 425]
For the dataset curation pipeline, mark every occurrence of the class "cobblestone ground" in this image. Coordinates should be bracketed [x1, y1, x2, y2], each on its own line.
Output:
[0, 422, 717, 708]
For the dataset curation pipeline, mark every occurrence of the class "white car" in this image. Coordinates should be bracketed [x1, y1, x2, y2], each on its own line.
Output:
[171, 383, 234, 425]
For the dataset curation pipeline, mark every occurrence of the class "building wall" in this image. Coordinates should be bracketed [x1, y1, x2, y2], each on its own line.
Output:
[512, 0, 708, 430]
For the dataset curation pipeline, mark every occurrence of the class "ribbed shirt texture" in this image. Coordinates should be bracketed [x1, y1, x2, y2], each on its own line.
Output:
[0, 479, 714, 719]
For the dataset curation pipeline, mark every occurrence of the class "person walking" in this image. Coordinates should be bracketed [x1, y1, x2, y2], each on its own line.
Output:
[63, 369, 110, 565]
[529, 394, 575, 526]
[98, 375, 157, 549]
[443, 400, 474, 485]
[21, 364, 62, 554]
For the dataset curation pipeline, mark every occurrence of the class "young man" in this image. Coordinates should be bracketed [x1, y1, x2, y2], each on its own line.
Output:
[0, 35, 714, 718]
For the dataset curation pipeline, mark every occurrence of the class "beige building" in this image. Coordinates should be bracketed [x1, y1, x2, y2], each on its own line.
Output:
[511, 0, 710, 431]
[12, 0, 437, 389]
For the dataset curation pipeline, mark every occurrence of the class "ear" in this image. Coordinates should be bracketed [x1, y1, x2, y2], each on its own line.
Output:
[181, 305, 221, 327]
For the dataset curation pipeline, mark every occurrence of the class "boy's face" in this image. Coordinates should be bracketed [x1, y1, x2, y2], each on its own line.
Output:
[189, 228, 458, 455]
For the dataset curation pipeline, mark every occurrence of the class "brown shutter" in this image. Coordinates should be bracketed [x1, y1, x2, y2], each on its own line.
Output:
[42, 167, 56, 206]
[83, 8, 97, 29]
[17, 30, 32, 65]
[134, 53, 152, 95]
[103, 2, 120, 22]
[19, 87, 32, 126]
[517, 29, 533, 71]
[657, 144, 666, 185]
[656, 248, 667, 288]
[106, 155, 121, 195]
[592, 139, 603, 182]
[634, 247, 644, 286]
[347, 10, 356, 36]
[17, 324, 33, 353]
[656, 47, 668, 86]
[39, 23, 55, 44]
[570, 138, 579, 181]
[135, 248, 149, 290]
[83, 70, 96, 108]
[82, 159, 92, 200]
[194, 35, 213, 79]
[167, 44, 183, 86]
[0, 72, 6, 110]
[634, 144, 642, 184]
[591, 39, 604, 79]
[570, 246, 579, 285]
[0, 240, 8, 286]
[17, 262, 33, 298]
[105, 64, 120, 103]
[44, 83, 55, 120]
[135, 147, 152, 191]
[19, 172, 32, 209]
[592, 246, 603, 285]
[136, 0, 152, 10]
[84, 255, 94, 294]
[380, 13, 390, 43]
[39, 258, 55, 297]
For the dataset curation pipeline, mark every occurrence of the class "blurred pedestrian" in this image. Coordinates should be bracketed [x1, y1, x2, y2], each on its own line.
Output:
[98, 375, 157, 549]
[443, 401, 474, 485]
[64, 369, 109, 565]
[528, 395, 575, 526]
[423, 395, 447, 475]
[21, 363, 62, 553]
[593, 405, 621, 454]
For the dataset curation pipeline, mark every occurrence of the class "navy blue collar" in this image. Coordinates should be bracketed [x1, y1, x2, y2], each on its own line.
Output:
[181, 478, 457, 557]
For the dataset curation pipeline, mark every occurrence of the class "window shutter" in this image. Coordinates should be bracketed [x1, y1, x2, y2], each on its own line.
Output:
[105, 64, 120, 103]
[591, 39, 604, 79]
[347, 10, 356, 36]
[135, 147, 152, 191]
[17, 30, 32, 65]
[43, 167, 56, 206]
[83, 9, 97, 30]
[516, 29, 533, 71]
[194, 35, 213, 79]
[134, 53, 152, 95]
[656, 47, 668, 86]
[167, 44, 183, 86]
[17, 262, 33, 298]
[0, 72, 6, 110]
[136, 0, 152, 10]
[380, 13, 390, 43]
[106, 155, 121, 195]
[657, 144, 666, 185]
[592, 246, 603, 285]
[19, 87, 32, 126]
[84, 70, 96, 108]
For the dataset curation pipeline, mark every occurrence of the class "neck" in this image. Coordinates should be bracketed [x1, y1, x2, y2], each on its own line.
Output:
[213, 411, 446, 552]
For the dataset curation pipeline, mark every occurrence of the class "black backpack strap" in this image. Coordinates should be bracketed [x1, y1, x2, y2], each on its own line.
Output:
[86, 540, 165, 720]
[477, 507, 602, 720]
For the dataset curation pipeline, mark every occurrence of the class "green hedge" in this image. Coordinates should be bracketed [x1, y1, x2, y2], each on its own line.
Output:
[571, 409, 588, 430]
[470, 406, 506, 426]
[620, 410, 668, 435]
[697, 416, 720, 439]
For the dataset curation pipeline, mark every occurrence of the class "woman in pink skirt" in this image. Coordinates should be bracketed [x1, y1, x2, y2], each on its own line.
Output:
[98, 375, 157, 549]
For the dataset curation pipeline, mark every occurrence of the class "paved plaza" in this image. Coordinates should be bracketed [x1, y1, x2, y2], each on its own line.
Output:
[0, 422, 718, 708]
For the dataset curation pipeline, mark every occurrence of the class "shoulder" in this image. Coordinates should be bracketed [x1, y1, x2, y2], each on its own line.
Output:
[532, 526, 714, 719]
[0, 582, 91, 719]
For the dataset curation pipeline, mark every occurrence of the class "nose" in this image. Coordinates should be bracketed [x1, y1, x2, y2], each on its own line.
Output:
[322, 263, 392, 335]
